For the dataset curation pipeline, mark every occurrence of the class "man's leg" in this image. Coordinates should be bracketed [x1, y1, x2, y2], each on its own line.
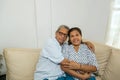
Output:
[56, 76, 65, 80]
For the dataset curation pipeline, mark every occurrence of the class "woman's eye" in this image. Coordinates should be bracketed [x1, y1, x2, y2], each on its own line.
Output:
[70, 35, 74, 37]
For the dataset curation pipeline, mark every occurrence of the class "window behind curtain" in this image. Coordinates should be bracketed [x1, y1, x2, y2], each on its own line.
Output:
[106, 0, 120, 49]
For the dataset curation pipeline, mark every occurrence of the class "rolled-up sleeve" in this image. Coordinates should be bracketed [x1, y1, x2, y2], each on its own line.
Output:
[42, 38, 64, 64]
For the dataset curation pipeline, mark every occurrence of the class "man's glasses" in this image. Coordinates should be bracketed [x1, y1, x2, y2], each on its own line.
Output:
[58, 31, 68, 37]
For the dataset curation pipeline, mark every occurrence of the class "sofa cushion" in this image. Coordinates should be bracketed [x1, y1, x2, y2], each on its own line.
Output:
[96, 76, 102, 80]
[3, 48, 41, 80]
[93, 42, 111, 76]
[102, 48, 120, 80]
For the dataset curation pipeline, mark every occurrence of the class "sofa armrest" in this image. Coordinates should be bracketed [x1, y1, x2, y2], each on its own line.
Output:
[3, 48, 41, 80]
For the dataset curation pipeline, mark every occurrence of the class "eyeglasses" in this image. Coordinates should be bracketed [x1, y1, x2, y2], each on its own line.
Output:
[58, 31, 68, 37]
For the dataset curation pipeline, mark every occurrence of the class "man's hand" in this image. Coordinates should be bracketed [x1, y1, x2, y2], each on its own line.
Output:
[60, 58, 70, 65]
[61, 61, 80, 70]
[84, 41, 95, 52]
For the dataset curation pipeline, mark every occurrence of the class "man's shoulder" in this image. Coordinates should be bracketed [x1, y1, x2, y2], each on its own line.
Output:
[45, 37, 60, 47]
[63, 42, 68, 45]
[46, 37, 56, 43]
[62, 42, 69, 47]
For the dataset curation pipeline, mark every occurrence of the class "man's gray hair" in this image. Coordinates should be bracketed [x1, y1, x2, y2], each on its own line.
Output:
[56, 25, 70, 32]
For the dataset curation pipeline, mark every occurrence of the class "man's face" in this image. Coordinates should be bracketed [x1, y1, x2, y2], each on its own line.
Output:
[56, 27, 68, 45]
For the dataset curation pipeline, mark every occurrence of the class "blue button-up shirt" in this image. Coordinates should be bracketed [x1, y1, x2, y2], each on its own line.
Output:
[34, 37, 65, 80]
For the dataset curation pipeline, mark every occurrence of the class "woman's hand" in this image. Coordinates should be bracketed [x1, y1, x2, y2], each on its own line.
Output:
[80, 72, 91, 80]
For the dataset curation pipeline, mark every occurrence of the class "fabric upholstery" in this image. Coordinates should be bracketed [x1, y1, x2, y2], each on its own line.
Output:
[3, 41, 120, 80]
[3, 48, 40, 80]
[102, 48, 120, 80]
[93, 42, 112, 76]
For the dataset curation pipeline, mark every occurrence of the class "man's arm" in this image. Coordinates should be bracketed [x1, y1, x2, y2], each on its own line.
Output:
[61, 65, 91, 80]
[62, 61, 97, 72]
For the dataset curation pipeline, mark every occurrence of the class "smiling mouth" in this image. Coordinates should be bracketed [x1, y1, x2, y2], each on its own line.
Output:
[73, 39, 79, 42]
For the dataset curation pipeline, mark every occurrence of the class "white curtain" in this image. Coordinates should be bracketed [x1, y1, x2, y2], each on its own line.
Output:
[106, 0, 120, 49]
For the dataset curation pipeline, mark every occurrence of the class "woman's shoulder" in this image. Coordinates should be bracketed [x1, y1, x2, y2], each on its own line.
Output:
[81, 44, 95, 55]
[80, 44, 89, 49]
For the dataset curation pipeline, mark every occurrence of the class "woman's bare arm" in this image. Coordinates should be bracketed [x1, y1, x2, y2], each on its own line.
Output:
[62, 61, 97, 72]
[61, 65, 91, 80]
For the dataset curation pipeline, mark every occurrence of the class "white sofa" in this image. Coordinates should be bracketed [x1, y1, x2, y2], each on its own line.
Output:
[3, 41, 120, 80]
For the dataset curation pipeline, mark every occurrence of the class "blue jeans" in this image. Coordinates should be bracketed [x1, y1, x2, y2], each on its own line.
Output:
[56, 74, 74, 80]
[43, 74, 74, 80]
[43, 74, 96, 80]
[43, 77, 66, 80]
[88, 76, 96, 80]
[65, 73, 96, 80]
[65, 73, 74, 80]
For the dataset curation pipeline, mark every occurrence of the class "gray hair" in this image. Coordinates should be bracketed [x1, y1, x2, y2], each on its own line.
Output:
[56, 25, 70, 32]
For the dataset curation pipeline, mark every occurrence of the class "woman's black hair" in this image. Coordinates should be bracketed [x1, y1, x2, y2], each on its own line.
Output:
[68, 27, 83, 45]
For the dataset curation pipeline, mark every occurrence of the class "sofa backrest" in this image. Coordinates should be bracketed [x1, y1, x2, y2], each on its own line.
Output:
[93, 42, 112, 76]
[3, 48, 41, 80]
[3, 42, 120, 80]
[102, 48, 120, 80]
[93, 41, 120, 80]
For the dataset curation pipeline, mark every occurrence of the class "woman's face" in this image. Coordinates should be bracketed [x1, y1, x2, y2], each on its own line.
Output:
[70, 30, 82, 46]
